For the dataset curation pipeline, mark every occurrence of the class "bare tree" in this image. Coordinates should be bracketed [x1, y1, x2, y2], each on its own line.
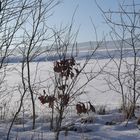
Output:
[96, 0, 140, 119]
[6, 0, 60, 139]
[18, 0, 60, 130]
[0, 0, 30, 102]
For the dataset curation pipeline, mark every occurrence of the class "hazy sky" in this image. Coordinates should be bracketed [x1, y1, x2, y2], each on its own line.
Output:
[47, 0, 120, 42]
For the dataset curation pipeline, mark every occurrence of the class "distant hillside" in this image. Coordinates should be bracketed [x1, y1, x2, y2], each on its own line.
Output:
[1, 39, 140, 63]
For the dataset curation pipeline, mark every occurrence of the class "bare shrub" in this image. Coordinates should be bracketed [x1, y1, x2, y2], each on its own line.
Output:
[97, 105, 106, 115]
[38, 19, 105, 139]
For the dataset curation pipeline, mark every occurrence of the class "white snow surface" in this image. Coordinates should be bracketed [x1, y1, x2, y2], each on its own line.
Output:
[0, 58, 140, 140]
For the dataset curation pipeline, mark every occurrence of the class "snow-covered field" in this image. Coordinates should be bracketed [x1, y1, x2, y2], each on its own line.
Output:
[1, 111, 140, 140]
[0, 58, 140, 140]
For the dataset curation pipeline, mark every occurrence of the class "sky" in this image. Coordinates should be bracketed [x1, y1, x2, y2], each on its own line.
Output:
[47, 0, 120, 42]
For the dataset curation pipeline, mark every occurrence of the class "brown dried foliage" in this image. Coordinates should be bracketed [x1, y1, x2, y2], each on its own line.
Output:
[53, 57, 79, 79]
[38, 90, 56, 108]
[76, 102, 95, 115]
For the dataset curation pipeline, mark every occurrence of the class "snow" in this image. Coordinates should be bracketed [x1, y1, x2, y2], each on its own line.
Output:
[1, 111, 139, 139]
[0, 58, 140, 139]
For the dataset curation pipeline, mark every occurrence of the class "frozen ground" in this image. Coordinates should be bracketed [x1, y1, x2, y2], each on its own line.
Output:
[0, 58, 140, 139]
